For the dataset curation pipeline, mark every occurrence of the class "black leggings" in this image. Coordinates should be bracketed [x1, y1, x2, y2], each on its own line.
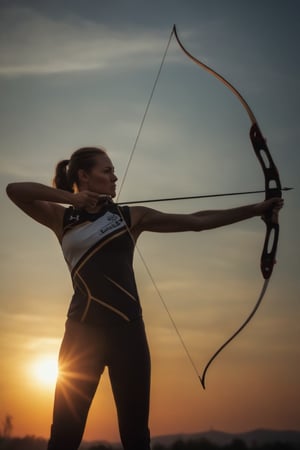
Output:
[47, 317, 151, 450]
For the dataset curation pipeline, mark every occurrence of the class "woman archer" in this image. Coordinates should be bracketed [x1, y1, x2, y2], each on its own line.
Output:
[6, 146, 283, 450]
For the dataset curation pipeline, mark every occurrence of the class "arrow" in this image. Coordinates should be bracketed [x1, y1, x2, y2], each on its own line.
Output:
[117, 187, 292, 205]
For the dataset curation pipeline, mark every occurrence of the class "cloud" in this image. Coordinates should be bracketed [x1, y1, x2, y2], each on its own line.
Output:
[0, 6, 178, 77]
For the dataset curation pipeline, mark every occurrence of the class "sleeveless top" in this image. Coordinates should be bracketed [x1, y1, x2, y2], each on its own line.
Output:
[61, 202, 142, 327]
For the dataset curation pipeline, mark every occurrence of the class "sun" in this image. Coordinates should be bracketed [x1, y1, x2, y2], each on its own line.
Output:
[31, 355, 59, 387]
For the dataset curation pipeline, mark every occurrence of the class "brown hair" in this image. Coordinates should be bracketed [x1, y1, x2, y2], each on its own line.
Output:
[53, 147, 107, 192]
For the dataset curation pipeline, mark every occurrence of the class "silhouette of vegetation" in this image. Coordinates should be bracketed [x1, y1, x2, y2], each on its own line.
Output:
[1, 415, 13, 440]
[0, 418, 297, 450]
[151, 437, 297, 450]
[0, 436, 297, 449]
[0, 435, 46, 450]
[86, 445, 114, 450]
[223, 439, 247, 449]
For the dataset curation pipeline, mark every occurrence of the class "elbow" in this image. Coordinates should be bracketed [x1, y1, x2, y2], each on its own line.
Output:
[6, 182, 21, 201]
[6, 182, 15, 199]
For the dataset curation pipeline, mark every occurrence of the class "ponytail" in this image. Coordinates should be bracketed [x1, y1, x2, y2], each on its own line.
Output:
[53, 147, 107, 192]
[53, 159, 74, 192]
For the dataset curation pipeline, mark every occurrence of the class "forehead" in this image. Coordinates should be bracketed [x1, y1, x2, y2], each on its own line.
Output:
[94, 153, 114, 167]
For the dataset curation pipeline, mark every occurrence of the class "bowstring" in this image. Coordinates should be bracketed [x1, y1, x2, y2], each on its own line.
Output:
[115, 26, 201, 381]
[116, 27, 173, 202]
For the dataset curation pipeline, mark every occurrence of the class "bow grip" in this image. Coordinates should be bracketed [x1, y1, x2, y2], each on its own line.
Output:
[260, 220, 279, 279]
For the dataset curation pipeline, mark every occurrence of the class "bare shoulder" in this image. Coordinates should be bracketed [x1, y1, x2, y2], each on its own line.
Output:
[129, 206, 155, 229]
[129, 206, 179, 234]
[10, 195, 65, 241]
[128, 206, 153, 239]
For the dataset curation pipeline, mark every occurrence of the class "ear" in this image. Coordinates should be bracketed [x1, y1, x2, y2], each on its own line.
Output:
[77, 169, 89, 185]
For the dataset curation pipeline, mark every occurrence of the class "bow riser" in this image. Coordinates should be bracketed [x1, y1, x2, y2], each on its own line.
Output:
[250, 123, 282, 279]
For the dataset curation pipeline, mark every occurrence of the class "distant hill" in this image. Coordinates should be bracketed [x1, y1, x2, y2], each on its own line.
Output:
[150, 429, 300, 447]
[2, 429, 299, 450]
[81, 429, 300, 448]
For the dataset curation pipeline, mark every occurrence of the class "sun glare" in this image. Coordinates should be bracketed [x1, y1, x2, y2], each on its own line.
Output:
[32, 355, 58, 387]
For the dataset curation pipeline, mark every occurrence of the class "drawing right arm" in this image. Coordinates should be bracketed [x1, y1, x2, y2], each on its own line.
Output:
[6, 182, 101, 241]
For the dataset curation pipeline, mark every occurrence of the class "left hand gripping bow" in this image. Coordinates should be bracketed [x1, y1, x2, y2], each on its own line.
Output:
[172, 25, 282, 388]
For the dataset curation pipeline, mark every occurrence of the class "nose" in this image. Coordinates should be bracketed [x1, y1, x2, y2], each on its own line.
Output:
[112, 173, 118, 182]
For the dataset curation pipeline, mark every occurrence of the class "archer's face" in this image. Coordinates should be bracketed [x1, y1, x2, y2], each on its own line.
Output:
[78, 154, 118, 197]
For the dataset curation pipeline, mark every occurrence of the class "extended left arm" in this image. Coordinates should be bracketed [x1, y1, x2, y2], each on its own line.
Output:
[130, 198, 283, 235]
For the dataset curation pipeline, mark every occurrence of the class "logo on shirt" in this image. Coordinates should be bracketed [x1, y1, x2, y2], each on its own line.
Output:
[69, 214, 80, 222]
[98, 212, 123, 235]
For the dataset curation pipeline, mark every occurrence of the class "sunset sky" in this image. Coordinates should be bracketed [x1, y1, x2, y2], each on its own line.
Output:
[1, 0, 299, 444]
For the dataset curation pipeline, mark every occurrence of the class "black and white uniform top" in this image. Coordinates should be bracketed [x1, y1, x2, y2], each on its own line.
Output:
[61, 202, 142, 327]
